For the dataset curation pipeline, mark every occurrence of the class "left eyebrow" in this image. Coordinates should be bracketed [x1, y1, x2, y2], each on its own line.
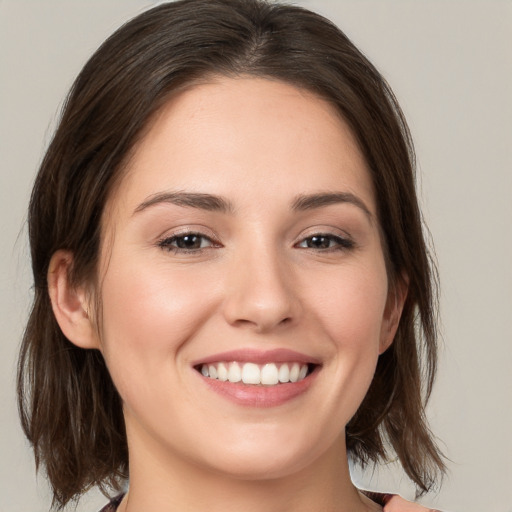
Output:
[291, 192, 373, 221]
[133, 191, 234, 215]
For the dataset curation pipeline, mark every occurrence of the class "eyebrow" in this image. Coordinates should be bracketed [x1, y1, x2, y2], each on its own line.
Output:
[133, 190, 372, 220]
[291, 192, 373, 220]
[133, 191, 234, 215]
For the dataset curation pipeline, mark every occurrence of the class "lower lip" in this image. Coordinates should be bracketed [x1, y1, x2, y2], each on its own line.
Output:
[197, 369, 318, 408]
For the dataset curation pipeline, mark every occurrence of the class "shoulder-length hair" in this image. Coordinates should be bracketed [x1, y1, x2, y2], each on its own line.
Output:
[18, 0, 444, 508]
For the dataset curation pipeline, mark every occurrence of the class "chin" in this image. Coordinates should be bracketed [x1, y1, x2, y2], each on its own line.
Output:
[208, 453, 313, 482]
[195, 427, 340, 482]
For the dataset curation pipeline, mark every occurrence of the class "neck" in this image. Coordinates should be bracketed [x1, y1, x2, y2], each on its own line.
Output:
[119, 427, 373, 512]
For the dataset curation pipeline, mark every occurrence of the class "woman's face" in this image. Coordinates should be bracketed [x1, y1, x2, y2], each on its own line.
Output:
[92, 77, 401, 480]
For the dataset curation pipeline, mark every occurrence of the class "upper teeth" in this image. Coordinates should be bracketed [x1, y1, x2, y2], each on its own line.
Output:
[200, 362, 309, 385]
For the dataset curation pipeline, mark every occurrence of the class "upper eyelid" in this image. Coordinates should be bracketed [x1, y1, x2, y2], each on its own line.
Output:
[163, 231, 215, 240]
[157, 226, 219, 242]
[296, 225, 353, 241]
[296, 233, 354, 246]
[157, 233, 353, 252]
[155, 225, 355, 246]
[157, 233, 220, 254]
[159, 232, 218, 245]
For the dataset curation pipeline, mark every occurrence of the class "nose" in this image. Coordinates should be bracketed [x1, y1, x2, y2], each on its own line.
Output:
[222, 244, 301, 333]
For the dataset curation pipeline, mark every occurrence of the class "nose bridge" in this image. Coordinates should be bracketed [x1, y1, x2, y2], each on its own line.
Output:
[222, 236, 299, 332]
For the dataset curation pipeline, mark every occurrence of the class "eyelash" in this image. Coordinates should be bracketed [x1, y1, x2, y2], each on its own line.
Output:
[295, 233, 355, 252]
[157, 232, 219, 253]
[157, 231, 354, 254]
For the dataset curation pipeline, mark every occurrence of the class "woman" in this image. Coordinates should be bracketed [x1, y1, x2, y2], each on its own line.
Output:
[17, 1, 444, 510]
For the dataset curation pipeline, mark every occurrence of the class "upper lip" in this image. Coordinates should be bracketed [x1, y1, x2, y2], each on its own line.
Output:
[191, 348, 321, 366]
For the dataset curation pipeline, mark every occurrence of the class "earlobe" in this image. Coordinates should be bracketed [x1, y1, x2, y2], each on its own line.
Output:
[379, 274, 409, 354]
[47, 250, 100, 350]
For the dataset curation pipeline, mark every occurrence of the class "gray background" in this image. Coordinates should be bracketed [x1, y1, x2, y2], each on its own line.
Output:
[1, 1, 511, 511]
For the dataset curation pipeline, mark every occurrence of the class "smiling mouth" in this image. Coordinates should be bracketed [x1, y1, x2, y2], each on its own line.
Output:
[195, 362, 317, 386]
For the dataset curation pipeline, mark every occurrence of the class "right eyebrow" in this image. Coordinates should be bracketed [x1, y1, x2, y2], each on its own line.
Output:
[133, 191, 234, 215]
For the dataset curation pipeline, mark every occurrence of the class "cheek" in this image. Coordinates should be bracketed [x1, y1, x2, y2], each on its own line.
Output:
[313, 260, 389, 347]
[97, 255, 217, 389]
[306, 259, 389, 418]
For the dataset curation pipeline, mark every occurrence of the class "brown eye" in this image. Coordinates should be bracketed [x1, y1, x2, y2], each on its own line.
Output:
[305, 235, 332, 249]
[158, 233, 216, 252]
[174, 234, 203, 249]
[297, 234, 354, 251]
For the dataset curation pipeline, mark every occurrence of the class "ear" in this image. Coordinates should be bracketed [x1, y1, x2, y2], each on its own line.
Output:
[379, 273, 409, 354]
[47, 250, 100, 350]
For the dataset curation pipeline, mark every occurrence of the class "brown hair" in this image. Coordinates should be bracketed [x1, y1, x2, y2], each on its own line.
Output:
[17, 0, 444, 508]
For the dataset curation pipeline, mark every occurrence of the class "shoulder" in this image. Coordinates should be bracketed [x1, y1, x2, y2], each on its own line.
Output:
[98, 494, 125, 512]
[383, 495, 441, 512]
[361, 491, 441, 512]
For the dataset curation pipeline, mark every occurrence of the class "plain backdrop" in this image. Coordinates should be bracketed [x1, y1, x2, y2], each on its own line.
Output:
[1, 1, 511, 511]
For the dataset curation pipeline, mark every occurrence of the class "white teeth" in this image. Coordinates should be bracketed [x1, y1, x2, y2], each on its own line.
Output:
[289, 362, 300, 382]
[278, 363, 290, 383]
[208, 364, 217, 379]
[217, 362, 228, 381]
[261, 363, 279, 385]
[227, 362, 242, 382]
[200, 361, 311, 386]
[242, 362, 261, 384]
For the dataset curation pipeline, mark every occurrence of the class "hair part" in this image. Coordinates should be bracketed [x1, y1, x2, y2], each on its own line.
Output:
[18, 0, 444, 508]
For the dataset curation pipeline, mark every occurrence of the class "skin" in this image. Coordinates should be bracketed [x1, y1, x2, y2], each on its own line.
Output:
[385, 496, 439, 512]
[49, 77, 409, 512]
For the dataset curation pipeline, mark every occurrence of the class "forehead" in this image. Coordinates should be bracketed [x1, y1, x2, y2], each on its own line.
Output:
[111, 76, 375, 217]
